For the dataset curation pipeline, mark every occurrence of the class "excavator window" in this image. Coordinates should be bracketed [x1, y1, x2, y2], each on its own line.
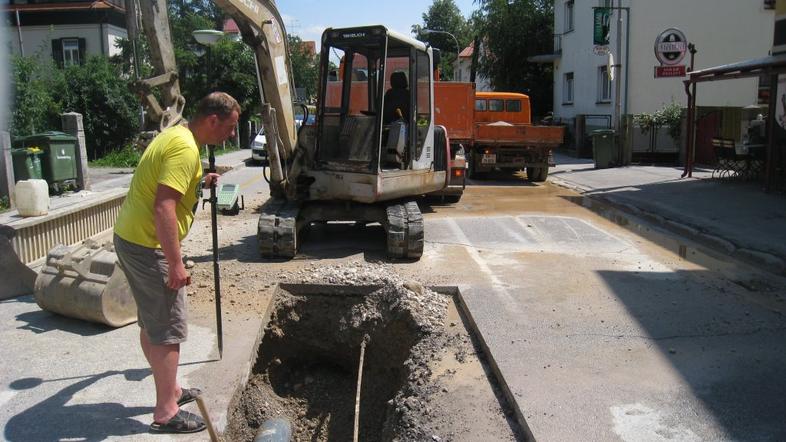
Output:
[317, 38, 384, 168]
[414, 49, 431, 161]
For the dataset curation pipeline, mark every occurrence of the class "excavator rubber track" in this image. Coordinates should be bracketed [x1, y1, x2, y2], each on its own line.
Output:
[258, 198, 300, 258]
[385, 201, 424, 259]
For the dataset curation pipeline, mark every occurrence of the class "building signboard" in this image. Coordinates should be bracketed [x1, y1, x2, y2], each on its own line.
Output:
[593, 7, 612, 46]
[654, 65, 686, 78]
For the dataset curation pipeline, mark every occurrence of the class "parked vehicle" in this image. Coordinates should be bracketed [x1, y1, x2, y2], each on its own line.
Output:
[251, 114, 315, 165]
[250, 128, 268, 165]
[470, 92, 564, 182]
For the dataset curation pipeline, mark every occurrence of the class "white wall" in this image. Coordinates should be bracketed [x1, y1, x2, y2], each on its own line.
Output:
[9, 23, 127, 62]
[554, 0, 774, 121]
[457, 57, 492, 91]
[105, 24, 128, 58]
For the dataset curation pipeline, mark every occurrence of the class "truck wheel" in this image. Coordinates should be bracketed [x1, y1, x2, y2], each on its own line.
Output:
[444, 194, 461, 204]
[537, 165, 550, 182]
[527, 166, 549, 182]
[468, 158, 486, 180]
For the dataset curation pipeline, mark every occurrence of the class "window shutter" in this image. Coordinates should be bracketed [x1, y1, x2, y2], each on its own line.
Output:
[52, 38, 64, 68]
[78, 38, 86, 65]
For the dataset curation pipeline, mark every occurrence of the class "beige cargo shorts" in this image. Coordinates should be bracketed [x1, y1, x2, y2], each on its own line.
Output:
[113, 234, 188, 345]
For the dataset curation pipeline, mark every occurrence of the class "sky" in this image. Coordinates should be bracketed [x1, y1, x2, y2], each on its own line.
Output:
[276, 0, 480, 49]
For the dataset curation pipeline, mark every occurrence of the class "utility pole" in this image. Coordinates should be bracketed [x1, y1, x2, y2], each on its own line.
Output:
[614, 0, 623, 165]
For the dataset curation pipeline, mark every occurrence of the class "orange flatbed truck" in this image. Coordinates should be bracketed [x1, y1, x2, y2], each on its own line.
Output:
[471, 92, 564, 182]
[431, 81, 474, 201]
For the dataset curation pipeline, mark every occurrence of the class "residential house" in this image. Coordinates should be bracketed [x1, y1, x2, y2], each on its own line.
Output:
[539, 0, 774, 161]
[456, 41, 491, 92]
[6, 0, 127, 66]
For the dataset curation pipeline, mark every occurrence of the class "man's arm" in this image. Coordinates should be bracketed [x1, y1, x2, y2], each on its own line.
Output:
[154, 184, 190, 290]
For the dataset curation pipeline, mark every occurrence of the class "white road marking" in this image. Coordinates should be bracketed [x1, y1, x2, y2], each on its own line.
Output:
[445, 218, 521, 313]
[611, 403, 702, 442]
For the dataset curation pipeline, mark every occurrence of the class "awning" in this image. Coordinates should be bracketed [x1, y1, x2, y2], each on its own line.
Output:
[687, 53, 786, 83]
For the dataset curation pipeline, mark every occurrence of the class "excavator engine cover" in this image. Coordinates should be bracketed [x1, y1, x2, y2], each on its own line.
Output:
[34, 239, 137, 327]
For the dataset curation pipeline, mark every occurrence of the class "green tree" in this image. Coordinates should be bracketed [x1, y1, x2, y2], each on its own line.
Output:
[196, 37, 260, 145]
[9, 55, 63, 136]
[474, 0, 554, 117]
[288, 35, 319, 102]
[412, 0, 471, 80]
[58, 57, 141, 159]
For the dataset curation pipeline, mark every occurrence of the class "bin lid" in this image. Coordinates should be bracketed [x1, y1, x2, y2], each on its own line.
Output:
[592, 129, 616, 135]
[10, 147, 44, 155]
[22, 131, 78, 143]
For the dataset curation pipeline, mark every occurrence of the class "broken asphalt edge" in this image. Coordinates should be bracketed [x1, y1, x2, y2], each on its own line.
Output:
[549, 177, 786, 277]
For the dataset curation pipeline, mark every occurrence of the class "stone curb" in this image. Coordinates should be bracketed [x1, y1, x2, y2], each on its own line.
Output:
[550, 177, 786, 276]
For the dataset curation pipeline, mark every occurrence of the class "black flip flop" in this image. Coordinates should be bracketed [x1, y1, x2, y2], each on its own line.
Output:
[177, 387, 202, 406]
[150, 409, 206, 434]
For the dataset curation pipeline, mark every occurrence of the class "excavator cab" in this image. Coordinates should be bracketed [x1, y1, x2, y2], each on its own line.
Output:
[314, 26, 441, 178]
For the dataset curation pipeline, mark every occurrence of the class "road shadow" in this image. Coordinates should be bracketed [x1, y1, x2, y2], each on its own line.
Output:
[15, 309, 111, 337]
[558, 176, 786, 269]
[4, 368, 153, 441]
[597, 269, 786, 440]
[467, 170, 539, 187]
[188, 222, 394, 263]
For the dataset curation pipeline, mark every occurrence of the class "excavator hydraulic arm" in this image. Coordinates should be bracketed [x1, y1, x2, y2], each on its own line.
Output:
[126, 0, 185, 132]
[131, 0, 299, 195]
[212, 0, 301, 197]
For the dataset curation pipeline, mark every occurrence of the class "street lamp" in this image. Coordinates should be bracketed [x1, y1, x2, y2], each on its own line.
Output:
[192, 29, 224, 87]
[192, 29, 224, 46]
[421, 28, 460, 80]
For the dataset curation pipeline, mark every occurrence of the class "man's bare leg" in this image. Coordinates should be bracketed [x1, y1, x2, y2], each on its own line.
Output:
[142, 331, 183, 423]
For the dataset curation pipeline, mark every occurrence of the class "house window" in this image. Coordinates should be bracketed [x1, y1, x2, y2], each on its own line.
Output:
[53, 38, 85, 67]
[563, 72, 574, 104]
[62, 39, 80, 66]
[598, 66, 611, 103]
[565, 1, 575, 32]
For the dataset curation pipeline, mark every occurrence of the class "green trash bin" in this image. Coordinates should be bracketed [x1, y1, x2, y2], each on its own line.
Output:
[16, 131, 79, 191]
[10, 147, 44, 181]
[591, 129, 618, 169]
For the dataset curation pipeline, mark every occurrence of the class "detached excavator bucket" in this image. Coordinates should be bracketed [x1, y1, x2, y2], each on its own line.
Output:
[34, 239, 137, 327]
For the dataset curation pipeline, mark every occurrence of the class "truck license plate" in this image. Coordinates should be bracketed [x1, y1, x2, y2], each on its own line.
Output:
[481, 154, 496, 164]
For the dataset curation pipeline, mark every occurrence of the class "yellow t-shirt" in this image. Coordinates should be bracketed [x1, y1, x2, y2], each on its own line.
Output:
[114, 125, 202, 248]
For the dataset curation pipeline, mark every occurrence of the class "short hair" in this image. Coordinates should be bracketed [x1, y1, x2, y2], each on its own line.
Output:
[193, 92, 240, 120]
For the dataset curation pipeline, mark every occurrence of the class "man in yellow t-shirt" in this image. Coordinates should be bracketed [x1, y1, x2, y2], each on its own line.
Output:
[113, 92, 240, 434]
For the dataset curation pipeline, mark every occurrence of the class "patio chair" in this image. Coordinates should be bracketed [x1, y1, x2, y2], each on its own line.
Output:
[711, 138, 747, 179]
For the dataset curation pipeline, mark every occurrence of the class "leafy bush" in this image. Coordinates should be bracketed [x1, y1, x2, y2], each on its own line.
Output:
[9, 55, 63, 136]
[59, 57, 141, 159]
[200, 142, 240, 159]
[0, 195, 9, 213]
[89, 144, 141, 168]
[633, 102, 683, 143]
[11, 54, 141, 161]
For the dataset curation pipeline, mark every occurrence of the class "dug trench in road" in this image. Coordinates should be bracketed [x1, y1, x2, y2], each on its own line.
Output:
[180, 165, 786, 441]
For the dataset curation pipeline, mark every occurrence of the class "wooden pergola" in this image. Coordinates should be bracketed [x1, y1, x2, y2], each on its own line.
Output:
[682, 53, 786, 191]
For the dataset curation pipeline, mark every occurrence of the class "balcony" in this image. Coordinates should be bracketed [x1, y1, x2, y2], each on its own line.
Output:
[527, 34, 562, 63]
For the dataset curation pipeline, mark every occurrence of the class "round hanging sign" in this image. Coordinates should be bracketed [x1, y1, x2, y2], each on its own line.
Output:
[654, 28, 687, 66]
